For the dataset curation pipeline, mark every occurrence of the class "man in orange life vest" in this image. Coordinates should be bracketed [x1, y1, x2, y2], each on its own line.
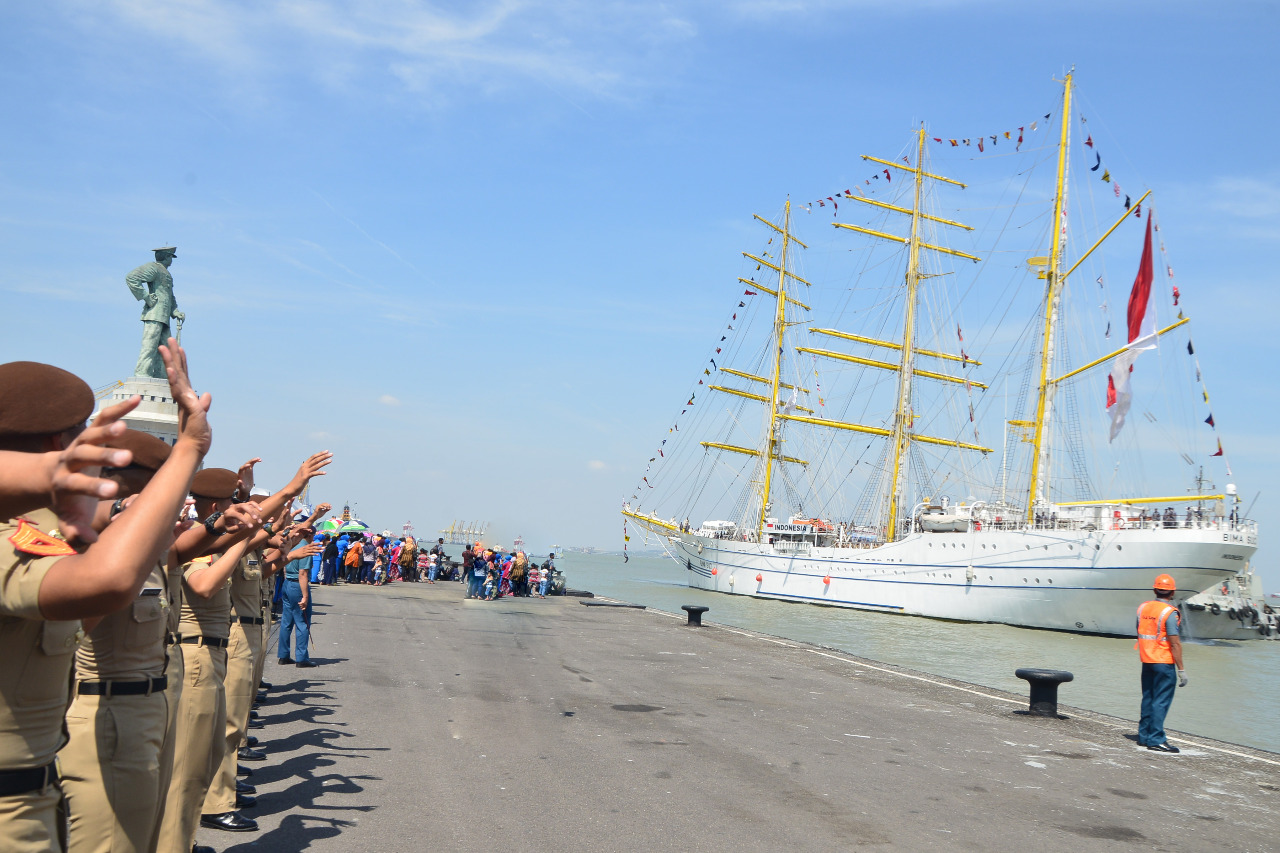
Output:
[1136, 573, 1188, 753]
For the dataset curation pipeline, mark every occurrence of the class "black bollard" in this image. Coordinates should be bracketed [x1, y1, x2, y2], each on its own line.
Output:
[681, 605, 709, 627]
[1014, 668, 1074, 717]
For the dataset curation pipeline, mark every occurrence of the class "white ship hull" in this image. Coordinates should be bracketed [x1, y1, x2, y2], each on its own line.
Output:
[671, 525, 1257, 639]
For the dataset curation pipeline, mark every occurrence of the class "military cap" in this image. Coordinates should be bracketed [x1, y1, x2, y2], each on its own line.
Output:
[108, 429, 172, 471]
[0, 361, 95, 438]
[191, 467, 240, 500]
[152, 245, 177, 255]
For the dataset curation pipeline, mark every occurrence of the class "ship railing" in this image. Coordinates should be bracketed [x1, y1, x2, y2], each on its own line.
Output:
[772, 540, 812, 556]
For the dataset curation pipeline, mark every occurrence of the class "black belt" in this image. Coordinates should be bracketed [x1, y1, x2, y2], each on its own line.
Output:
[77, 677, 167, 697]
[233, 616, 265, 625]
[166, 632, 182, 645]
[0, 762, 58, 797]
[177, 636, 229, 648]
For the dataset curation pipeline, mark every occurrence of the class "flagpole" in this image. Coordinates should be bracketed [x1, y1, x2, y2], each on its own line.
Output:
[1026, 70, 1073, 523]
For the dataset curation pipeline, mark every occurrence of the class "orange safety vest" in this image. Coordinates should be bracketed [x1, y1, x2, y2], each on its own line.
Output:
[1135, 600, 1178, 664]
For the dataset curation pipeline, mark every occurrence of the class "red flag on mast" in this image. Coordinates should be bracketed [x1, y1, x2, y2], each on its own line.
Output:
[1106, 217, 1158, 442]
[1126, 216, 1156, 343]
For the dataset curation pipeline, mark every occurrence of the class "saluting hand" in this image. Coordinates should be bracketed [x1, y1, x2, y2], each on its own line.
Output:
[237, 457, 262, 498]
[50, 396, 140, 543]
[288, 451, 333, 493]
[159, 338, 212, 455]
[222, 502, 264, 535]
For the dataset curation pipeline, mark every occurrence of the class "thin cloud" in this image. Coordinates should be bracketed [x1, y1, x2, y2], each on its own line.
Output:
[588, 459, 606, 470]
[379, 394, 401, 406]
[75, 0, 700, 102]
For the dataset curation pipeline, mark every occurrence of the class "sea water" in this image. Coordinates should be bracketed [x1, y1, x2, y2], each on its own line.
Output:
[557, 553, 1280, 753]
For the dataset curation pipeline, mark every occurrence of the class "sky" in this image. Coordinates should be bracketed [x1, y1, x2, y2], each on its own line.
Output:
[1, 1, 1278, 581]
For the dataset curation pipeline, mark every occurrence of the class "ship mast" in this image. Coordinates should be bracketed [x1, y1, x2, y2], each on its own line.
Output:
[757, 200, 793, 536]
[1026, 71, 1073, 522]
[883, 128, 929, 541]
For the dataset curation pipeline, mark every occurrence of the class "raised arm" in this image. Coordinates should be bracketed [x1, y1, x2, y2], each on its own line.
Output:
[37, 339, 211, 619]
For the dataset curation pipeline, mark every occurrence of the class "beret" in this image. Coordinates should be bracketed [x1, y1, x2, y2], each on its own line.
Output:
[190, 467, 240, 500]
[109, 429, 172, 471]
[0, 362, 95, 438]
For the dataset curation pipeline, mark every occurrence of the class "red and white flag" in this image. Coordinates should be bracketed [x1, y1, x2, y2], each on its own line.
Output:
[1106, 217, 1157, 441]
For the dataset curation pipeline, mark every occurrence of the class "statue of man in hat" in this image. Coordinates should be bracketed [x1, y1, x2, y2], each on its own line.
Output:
[125, 246, 186, 378]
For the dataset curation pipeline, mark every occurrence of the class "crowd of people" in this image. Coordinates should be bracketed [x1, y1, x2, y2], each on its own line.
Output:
[0, 339, 338, 853]
[296, 530, 561, 598]
[460, 545, 558, 599]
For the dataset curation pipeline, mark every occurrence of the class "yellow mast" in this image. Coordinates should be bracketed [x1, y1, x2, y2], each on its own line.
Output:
[884, 127, 928, 542]
[1025, 71, 1073, 522]
[757, 200, 793, 536]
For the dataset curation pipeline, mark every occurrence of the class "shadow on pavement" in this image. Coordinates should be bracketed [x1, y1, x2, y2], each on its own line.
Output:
[220, 678, 387, 853]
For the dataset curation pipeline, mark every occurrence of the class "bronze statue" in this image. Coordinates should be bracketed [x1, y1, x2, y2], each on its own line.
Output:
[126, 246, 185, 378]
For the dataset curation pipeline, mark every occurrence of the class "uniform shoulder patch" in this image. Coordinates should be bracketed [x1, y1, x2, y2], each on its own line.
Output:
[9, 519, 76, 557]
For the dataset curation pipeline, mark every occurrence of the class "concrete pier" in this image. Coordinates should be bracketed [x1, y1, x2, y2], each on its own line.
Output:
[210, 581, 1280, 852]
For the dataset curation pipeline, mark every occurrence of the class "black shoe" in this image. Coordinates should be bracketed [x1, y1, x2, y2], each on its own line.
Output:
[248, 719, 264, 729]
[238, 747, 267, 761]
[237, 779, 256, 795]
[1147, 742, 1181, 753]
[194, 845, 216, 853]
[277, 657, 294, 665]
[237, 764, 253, 778]
[296, 660, 316, 668]
[258, 681, 272, 691]
[200, 812, 259, 832]
[236, 793, 257, 809]
[246, 735, 258, 747]
[249, 710, 260, 720]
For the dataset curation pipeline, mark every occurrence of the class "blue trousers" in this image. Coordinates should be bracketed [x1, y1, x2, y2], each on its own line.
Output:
[467, 573, 483, 598]
[278, 580, 312, 663]
[1138, 662, 1177, 746]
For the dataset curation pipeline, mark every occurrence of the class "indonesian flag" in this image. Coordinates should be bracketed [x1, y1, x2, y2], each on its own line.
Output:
[1106, 217, 1157, 442]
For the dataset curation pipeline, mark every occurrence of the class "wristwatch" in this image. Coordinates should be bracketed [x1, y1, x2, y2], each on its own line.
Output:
[263, 521, 274, 536]
[110, 499, 126, 519]
[203, 511, 224, 536]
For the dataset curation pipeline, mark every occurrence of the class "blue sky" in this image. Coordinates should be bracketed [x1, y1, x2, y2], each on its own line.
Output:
[2, 1, 1277, 580]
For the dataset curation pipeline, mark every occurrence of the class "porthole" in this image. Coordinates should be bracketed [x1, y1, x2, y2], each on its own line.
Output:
[1048, 578, 1053, 583]
[1067, 545, 1073, 551]
[1023, 577, 1028, 583]
[1095, 544, 1100, 551]
[1117, 545, 1123, 551]
[1025, 545, 1031, 550]
[1035, 578, 1040, 583]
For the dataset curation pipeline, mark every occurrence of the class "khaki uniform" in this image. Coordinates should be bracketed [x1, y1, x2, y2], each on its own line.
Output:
[0, 510, 85, 853]
[202, 552, 263, 813]
[154, 557, 229, 853]
[146, 558, 186, 852]
[61, 564, 169, 853]
[253, 564, 273, 690]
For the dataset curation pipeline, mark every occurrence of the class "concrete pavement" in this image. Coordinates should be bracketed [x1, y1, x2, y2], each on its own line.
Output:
[202, 578, 1280, 852]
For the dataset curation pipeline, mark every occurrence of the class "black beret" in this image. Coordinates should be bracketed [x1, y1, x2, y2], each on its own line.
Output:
[109, 429, 171, 471]
[191, 467, 240, 500]
[0, 361, 95, 438]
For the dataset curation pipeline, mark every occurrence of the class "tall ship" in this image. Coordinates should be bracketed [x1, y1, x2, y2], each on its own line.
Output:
[622, 72, 1261, 639]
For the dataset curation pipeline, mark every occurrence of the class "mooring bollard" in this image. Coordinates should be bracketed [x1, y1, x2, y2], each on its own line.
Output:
[681, 605, 709, 627]
[1014, 668, 1074, 717]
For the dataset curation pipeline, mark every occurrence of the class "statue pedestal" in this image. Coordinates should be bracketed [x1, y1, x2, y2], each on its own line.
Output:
[100, 375, 180, 445]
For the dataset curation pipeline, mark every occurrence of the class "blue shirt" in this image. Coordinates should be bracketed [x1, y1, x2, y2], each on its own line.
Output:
[284, 556, 310, 582]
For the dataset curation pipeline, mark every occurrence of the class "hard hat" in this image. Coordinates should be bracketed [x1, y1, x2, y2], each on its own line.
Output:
[1153, 574, 1176, 592]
